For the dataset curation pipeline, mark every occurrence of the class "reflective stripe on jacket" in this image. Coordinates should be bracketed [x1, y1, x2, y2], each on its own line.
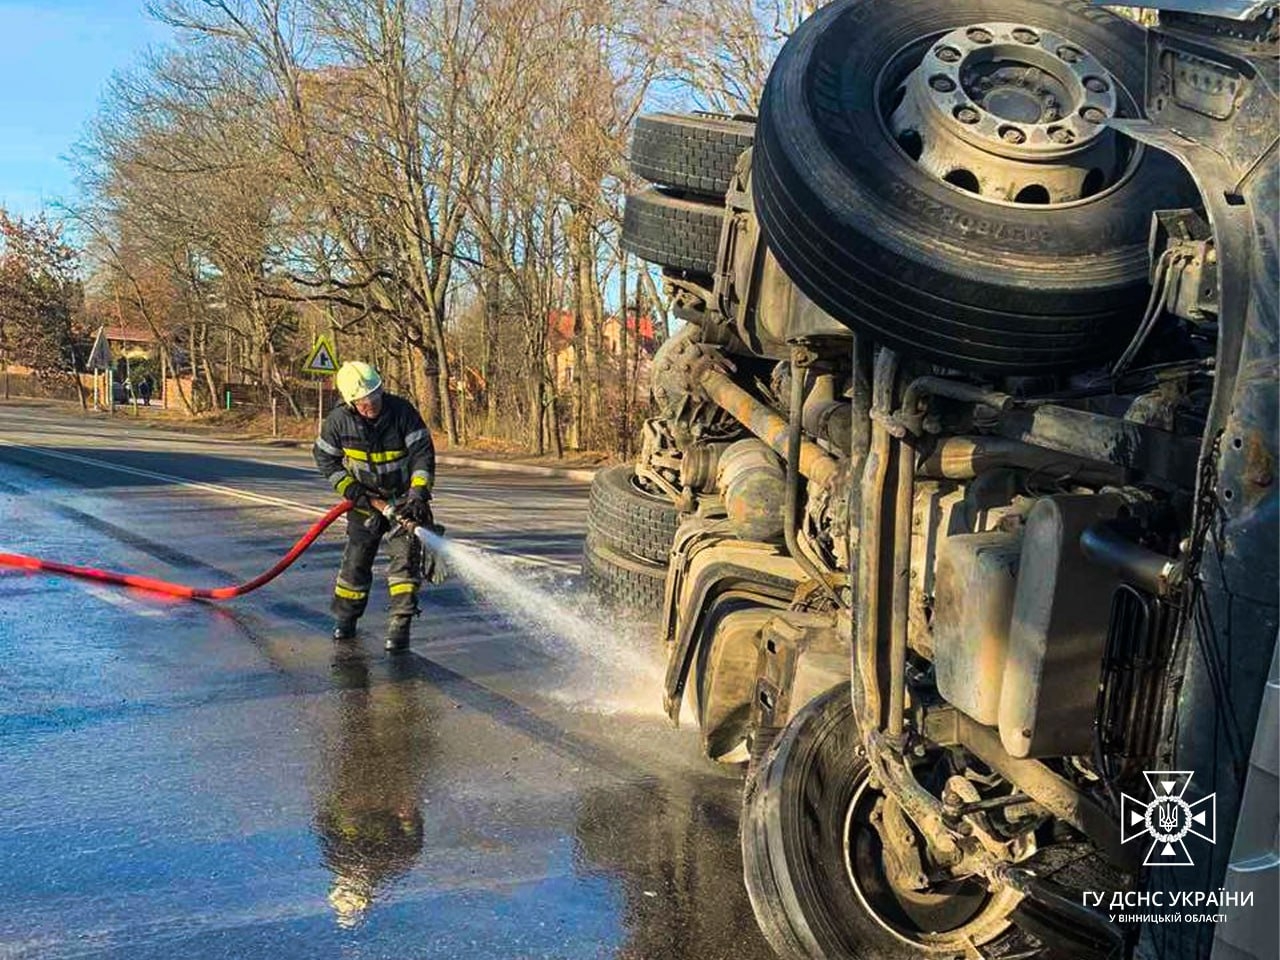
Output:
[313, 393, 435, 500]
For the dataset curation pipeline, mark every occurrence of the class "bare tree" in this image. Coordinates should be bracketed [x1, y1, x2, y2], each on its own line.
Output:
[66, 0, 798, 454]
[653, 0, 819, 113]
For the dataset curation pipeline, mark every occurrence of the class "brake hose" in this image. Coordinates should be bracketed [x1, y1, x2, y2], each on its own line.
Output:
[0, 500, 352, 601]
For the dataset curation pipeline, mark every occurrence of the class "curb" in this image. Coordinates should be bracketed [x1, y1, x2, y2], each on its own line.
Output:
[0, 399, 601, 483]
[437, 456, 598, 483]
[141, 421, 601, 482]
[146, 423, 601, 481]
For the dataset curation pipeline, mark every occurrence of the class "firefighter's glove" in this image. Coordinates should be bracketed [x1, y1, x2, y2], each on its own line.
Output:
[346, 483, 377, 512]
[401, 490, 434, 527]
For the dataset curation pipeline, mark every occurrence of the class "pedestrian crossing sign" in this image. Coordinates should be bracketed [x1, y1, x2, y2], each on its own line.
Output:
[303, 335, 339, 375]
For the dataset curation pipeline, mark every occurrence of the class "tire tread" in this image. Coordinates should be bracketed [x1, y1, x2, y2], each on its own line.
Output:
[621, 189, 722, 274]
[631, 113, 756, 197]
[582, 533, 667, 612]
[585, 464, 680, 565]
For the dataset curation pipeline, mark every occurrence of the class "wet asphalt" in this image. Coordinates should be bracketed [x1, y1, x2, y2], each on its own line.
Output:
[0, 404, 776, 960]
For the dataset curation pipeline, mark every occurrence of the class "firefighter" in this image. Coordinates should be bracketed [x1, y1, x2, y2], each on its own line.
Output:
[314, 361, 437, 652]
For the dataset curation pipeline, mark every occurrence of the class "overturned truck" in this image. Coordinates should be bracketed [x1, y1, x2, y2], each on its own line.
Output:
[586, 1, 1279, 958]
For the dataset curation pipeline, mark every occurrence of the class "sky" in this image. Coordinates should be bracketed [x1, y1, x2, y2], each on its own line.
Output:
[0, 0, 171, 218]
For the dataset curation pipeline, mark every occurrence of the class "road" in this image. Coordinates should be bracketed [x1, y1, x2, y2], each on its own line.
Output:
[0, 404, 775, 960]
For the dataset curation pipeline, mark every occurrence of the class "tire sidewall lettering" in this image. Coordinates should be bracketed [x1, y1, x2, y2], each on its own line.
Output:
[885, 182, 1052, 248]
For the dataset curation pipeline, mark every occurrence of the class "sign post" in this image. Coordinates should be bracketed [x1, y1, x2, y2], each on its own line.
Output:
[302, 335, 340, 432]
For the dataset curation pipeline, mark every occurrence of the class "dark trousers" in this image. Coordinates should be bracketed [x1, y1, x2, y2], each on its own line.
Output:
[331, 509, 423, 623]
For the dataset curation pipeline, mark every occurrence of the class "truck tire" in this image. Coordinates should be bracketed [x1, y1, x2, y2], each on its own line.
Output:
[586, 465, 680, 566]
[742, 686, 1028, 959]
[582, 533, 667, 614]
[621, 188, 722, 275]
[630, 112, 756, 198]
[753, 0, 1198, 374]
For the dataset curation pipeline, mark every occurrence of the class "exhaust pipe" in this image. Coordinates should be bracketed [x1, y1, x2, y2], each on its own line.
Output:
[698, 363, 838, 487]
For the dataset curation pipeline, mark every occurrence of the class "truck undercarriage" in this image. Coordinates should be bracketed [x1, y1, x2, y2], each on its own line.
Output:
[585, 2, 1279, 958]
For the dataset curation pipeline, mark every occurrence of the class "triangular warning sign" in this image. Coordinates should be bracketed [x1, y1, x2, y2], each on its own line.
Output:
[87, 326, 112, 371]
[303, 335, 339, 375]
[310, 343, 336, 371]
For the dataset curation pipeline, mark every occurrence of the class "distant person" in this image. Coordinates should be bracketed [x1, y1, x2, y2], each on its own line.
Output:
[138, 375, 153, 406]
[122, 376, 134, 404]
[313, 361, 437, 652]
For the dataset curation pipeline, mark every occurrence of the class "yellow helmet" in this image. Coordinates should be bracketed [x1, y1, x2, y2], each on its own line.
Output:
[335, 361, 382, 404]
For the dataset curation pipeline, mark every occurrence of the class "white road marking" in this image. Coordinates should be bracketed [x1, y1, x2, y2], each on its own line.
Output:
[0, 438, 579, 573]
[0, 437, 323, 516]
[0, 425, 517, 507]
[82, 584, 169, 617]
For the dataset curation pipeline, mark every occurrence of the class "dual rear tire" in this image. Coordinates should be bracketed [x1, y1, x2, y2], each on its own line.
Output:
[582, 465, 680, 613]
[621, 113, 756, 277]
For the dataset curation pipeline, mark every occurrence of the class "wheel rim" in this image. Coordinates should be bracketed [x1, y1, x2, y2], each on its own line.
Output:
[628, 469, 677, 504]
[880, 21, 1140, 205]
[841, 775, 992, 946]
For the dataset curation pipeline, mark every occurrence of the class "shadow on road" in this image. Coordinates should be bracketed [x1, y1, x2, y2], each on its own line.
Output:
[0, 444, 311, 488]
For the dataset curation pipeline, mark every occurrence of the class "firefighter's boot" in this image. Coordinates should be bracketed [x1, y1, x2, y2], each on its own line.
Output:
[385, 616, 412, 653]
[332, 617, 359, 641]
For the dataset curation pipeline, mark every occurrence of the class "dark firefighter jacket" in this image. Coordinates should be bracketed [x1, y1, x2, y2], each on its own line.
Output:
[313, 393, 435, 502]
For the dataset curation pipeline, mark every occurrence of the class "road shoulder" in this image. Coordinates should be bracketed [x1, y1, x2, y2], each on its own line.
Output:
[0, 398, 603, 482]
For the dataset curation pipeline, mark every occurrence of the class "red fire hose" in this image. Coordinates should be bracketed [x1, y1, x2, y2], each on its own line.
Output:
[0, 500, 352, 600]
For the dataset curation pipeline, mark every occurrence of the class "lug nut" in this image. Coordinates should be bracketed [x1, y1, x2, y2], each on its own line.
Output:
[1084, 76, 1110, 93]
[936, 46, 961, 63]
[1000, 126, 1026, 144]
[1081, 106, 1106, 124]
[929, 75, 956, 93]
[1012, 28, 1040, 44]
[1049, 127, 1075, 143]
[966, 27, 993, 44]
[955, 106, 980, 124]
[1057, 45, 1083, 63]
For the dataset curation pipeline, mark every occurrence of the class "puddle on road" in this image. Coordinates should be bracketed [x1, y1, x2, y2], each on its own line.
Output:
[303, 640, 758, 958]
[418, 529, 667, 716]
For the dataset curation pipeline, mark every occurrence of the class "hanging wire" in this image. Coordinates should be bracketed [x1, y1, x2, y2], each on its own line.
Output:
[1111, 249, 1179, 380]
